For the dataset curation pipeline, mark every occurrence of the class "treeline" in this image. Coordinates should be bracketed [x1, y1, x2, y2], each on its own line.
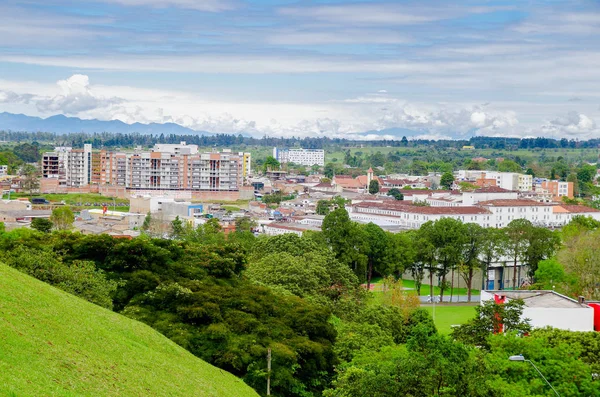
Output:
[2, 130, 600, 151]
[1, 214, 600, 396]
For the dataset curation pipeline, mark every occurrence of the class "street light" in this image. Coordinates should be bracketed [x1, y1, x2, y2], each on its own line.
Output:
[508, 355, 561, 397]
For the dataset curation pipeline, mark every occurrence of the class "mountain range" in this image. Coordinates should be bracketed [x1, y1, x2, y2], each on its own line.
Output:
[0, 112, 433, 139]
[0, 112, 207, 135]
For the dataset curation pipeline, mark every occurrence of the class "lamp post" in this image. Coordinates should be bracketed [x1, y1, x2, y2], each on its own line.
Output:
[508, 355, 561, 397]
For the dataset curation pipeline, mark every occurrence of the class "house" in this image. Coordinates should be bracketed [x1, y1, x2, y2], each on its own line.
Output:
[481, 290, 594, 332]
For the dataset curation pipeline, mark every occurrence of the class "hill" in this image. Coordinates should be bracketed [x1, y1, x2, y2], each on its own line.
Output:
[0, 112, 210, 135]
[0, 264, 259, 397]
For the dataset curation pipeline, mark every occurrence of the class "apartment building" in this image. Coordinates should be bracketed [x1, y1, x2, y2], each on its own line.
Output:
[42, 144, 92, 187]
[273, 147, 325, 166]
[43, 143, 251, 194]
[540, 180, 574, 201]
[456, 170, 532, 191]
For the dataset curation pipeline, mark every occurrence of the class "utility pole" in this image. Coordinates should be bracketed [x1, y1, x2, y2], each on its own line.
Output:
[266, 348, 272, 396]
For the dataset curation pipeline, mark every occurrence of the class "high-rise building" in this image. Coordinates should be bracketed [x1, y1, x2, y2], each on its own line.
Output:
[42, 144, 92, 187]
[43, 143, 251, 192]
[273, 147, 325, 166]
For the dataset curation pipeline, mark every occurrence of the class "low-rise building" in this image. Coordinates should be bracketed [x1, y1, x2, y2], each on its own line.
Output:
[481, 290, 594, 332]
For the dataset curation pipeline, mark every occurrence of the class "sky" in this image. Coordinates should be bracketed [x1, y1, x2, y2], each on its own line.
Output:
[1, 0, 600, 140]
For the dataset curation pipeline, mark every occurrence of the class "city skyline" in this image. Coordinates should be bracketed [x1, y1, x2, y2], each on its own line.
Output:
[1, 0, 600, 140]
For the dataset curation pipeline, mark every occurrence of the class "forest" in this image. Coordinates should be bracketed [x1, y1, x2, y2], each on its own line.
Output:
[2, 210, 600, 396]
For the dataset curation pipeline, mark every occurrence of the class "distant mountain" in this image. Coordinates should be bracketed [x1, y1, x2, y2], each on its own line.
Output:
[0, 112, 210, 135]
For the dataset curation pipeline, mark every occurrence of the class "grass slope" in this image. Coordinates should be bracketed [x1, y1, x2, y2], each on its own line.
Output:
[0, 264, 259, 397]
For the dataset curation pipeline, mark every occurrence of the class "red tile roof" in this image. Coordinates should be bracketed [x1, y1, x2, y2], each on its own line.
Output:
[558, 205, 600, 213]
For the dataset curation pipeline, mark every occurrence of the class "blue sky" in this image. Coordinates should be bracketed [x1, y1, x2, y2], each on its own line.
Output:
[1, 0, 600, 139]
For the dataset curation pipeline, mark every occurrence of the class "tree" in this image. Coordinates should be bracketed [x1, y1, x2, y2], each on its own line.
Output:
[361, 222, 389, 289]
[504, 219, 532, 289]
[523, 226, 560, 278]
[479, 228, 506, 290]
[316, 199, 331, 215]
[141, 212, 152, 231]
[533, 258, 566, 290]
[170, 216, 184, 238]
[387, 188, 404, 200]
[558, 229, 600, 299]
[459, 223, 483, 302]
[262, 156, 280, 173]
[419, 218, 467, 301]
[20, 163, 40, 197]
[498, 160, 522, 172]
[31, 217, 53, 233]
[440, 171, 455, 190]
[322, 209, 367, 280]
[368, 179, 380, 195]
[50, 207, 74, 231]
[451, 299, 531, 348]
[234, 216, 256, 232]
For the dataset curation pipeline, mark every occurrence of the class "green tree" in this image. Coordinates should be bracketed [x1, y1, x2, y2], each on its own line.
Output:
[31, 217, 53, 233]
[322, 209, 367, 280]
[262, 155, 280, 173]
[451, 299, 531, 349]
[459, 223, 483, 302]
[479, 228, 507, 290]
[234, 216, 256, 232]
[141, 212, 152, 231]
[440, 171, 455, 189]
[368, 179, 380, 195]
[504, 219, 532, 289]
[361, 222, 390, 290]
[386, 188, 404, 200]
[50, 206, 74, 231]
[171, 216, 184, 238]
[20, 163, 40, 197]
[533, 258, 566, 290]
[497, 160, 522, 172]
[524, 226, 560, 278]
[316, 199, 331, 215]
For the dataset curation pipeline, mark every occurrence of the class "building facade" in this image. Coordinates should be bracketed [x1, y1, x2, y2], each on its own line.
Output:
[43, 143, 251, 193]
[42, 144, 92, 187]
[273, 147, 325, 166]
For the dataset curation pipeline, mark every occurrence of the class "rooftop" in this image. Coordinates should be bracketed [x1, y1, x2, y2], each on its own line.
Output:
[486, 290, 588, 309]
[478, 199, 556, 207]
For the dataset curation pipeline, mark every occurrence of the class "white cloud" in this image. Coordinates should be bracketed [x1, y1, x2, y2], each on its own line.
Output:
[27, 75, 124, 115]
[540, 111, 598, 137]
[266, 29, 411, 45]
[103, 0, 236, 11]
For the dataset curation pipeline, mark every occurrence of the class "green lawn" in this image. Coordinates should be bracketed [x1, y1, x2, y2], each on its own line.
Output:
[3, 192, 129, 206]
[423, 305, 477, 335]
[0, 264, 258, 397]
[368, 278, 480, 297]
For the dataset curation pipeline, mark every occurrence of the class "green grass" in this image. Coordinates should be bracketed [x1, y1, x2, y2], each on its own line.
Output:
[3, 192, 129, 206]
[422, 305, 477, 335]
[0, 264, 259, 397]
[222, 205, 241, 212]
[368, 278, 480, 296]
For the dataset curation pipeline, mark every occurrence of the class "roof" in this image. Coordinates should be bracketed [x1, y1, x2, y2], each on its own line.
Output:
[352, 201, 491, 215]
[478, 199, 556, 207]
[556, 205, 600, 214]
[472, 186, 515, 193]
[265, 222, 321, 232]
[0, 210, 52, 218]
[487, 290, 589, 308]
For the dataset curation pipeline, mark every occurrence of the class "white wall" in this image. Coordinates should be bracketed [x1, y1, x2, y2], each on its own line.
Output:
[523, 307, 594, 331]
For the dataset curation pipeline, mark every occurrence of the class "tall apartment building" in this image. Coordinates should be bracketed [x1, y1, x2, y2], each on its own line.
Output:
[273, 147, 325, 166]
[42, 144, 92, 187]
[43, 142, 251, 192]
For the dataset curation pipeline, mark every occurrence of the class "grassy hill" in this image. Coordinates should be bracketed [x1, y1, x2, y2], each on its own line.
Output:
[0, 264, 259, 397]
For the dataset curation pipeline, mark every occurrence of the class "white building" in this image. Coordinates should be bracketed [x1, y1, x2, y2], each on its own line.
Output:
[456, 170, 532, 192]
[152, 141, 199, 155]
[262, 222, 321, 236]
[481, 290, 594, 332]
[348, 199, 600, 230]
[273, 147, 325, 166]
[42, 144, 91, 187]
